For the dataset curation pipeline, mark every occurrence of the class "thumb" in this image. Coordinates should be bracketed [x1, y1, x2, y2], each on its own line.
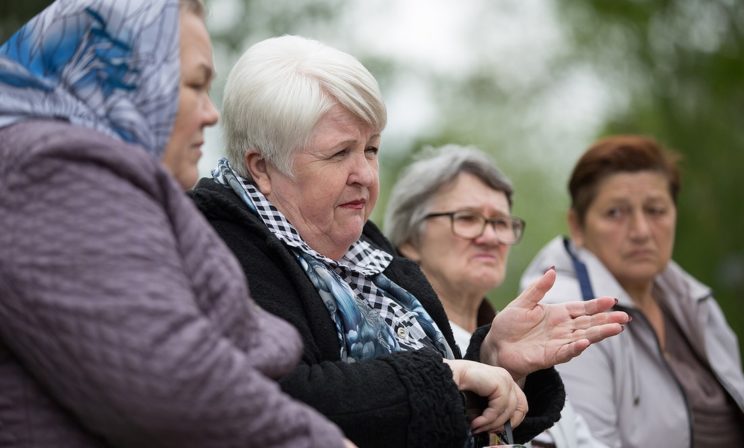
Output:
[511, 267, 555, 309]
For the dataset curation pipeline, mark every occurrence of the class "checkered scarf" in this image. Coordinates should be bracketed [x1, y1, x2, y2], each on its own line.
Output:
[212, 158, 454, 362]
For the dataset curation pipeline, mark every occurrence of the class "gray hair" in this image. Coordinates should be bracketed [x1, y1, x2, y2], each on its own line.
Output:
[222, 35, 387, 179]
[384, 144, 514, 248]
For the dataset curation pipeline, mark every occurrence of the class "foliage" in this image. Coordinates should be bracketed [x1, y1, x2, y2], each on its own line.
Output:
[0, 0, 52, 41]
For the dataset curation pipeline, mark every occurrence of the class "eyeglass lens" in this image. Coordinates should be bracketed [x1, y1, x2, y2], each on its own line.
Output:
[451, 211, 523, 242]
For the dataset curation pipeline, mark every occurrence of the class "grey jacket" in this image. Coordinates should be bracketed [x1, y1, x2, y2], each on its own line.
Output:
[520, 236, 744, 448]
[0, 120, 344, 447]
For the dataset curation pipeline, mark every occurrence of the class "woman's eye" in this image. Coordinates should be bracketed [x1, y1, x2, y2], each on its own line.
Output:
[187, 82, 206, 91]
[365, 146, 379, 157]
[492, 218, 510, 229]
[455, 214, 480, 224]
[332, 149, 348, 158]
[605, 207, 626, 219]
[646, 206, 667, 216]
[186, 76, 212, 90]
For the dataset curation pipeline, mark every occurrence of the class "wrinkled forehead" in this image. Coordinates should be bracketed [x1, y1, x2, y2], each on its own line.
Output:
[429, 172, 511, 212]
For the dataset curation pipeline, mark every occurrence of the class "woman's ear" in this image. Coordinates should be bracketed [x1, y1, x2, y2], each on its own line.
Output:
[245, 151, 272, 195]
[398, 241, 421, 262]
[567, 209, 583, 247]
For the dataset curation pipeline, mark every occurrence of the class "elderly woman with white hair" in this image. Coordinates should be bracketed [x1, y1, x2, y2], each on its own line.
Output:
[190, 35, 629, 448]
[385, 145, 608, 448]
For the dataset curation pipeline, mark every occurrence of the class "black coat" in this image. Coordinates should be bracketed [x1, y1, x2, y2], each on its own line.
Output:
[190, 178, 564, 448]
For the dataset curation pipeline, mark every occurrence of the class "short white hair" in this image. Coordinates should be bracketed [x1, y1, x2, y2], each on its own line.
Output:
[223, 35, 387, 178]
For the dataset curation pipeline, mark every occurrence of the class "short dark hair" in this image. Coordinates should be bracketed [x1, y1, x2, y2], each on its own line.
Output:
[569, 135, 681, 224]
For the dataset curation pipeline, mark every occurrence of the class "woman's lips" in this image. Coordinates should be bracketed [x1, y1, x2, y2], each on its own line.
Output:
[340, 200, 366, 210]
[472, 253, 498, 262]
[626, 249, 655, 259]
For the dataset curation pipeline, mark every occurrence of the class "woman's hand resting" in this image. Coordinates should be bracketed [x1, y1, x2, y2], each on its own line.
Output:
[444, 359, 528, 434]
[480, 268, 630, 380]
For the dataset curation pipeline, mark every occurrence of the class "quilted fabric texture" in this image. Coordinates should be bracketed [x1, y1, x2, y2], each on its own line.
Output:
[0, 120, 345, 447]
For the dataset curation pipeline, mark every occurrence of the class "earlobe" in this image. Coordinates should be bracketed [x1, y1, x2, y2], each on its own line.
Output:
[245, 151, 272, 195]
[398, 242, 421, 262]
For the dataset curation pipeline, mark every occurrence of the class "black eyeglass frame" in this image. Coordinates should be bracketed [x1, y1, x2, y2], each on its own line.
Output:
[422, 210, 526, 244]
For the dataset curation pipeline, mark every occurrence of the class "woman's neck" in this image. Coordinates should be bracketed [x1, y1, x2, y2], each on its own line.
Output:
[624, 280, 666, 347]
[432, 282, 484, 334]
[623, 280, 655, 307]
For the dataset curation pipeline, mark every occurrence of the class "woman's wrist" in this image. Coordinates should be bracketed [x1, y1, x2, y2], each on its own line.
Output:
[480, 339, 527, 384]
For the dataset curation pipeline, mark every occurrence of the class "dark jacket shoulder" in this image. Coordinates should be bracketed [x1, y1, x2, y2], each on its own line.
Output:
[189, 177, 564, 446]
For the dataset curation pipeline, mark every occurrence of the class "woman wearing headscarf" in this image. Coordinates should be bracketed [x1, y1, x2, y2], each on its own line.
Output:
[190, 35, 629, 448]
[385, 145, 607, 448]
[0, 1, 348, 446]
[520, 135, 744, 447]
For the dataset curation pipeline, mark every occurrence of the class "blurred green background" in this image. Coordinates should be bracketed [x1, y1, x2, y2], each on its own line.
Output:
[4, 0, 742, 361]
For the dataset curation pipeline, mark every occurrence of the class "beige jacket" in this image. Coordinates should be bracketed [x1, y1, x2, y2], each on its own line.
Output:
[520, 237, 744, 448]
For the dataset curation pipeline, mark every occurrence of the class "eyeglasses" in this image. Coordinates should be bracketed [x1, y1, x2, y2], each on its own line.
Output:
[423, 210, 526, 244]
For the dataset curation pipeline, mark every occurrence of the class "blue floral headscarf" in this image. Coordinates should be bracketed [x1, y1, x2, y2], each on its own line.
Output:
[0, 0, 181, 158]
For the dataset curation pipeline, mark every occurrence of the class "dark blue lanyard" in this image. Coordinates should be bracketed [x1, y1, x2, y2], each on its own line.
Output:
[562, 237, 595, 301]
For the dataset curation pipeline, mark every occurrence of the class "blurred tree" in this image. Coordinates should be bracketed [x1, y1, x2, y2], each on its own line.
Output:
[204, 0, 342, 52]
[555, 0, 744, 358]
[0, 0, 52, 41]
[200, 0, 346, 135]
[372, 2, 595, 310]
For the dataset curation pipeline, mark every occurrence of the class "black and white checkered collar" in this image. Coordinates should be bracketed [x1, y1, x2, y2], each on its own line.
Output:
[238, 177, 392, 276]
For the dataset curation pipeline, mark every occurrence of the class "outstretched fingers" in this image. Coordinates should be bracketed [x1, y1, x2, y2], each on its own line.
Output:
[511, 268, 556, 309]
[563, 296, 617, 318]
[553, 320, 626, 365]
[583, 322, 625, 343]
[583, 296, 622, 315]
[554, 338, 592, 363]
[570, 311, 630, 330]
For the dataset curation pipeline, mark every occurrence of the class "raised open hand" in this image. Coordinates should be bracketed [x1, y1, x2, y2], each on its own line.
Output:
[480, 268, 630, 379]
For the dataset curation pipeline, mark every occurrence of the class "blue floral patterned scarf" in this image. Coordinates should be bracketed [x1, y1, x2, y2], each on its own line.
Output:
[0, 0, 180, 158]
[213, 158, 454, 362]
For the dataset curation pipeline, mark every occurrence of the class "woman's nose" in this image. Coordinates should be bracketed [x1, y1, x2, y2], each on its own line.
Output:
[203, 96, 220, 127]
[628, 210, 651, 239]
[475, 221, 501, 245]
[348, 152, 376, 186]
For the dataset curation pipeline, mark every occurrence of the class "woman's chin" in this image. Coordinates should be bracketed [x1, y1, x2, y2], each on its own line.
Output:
[466, 272, 504, 292]
[326, 227, 365, 258]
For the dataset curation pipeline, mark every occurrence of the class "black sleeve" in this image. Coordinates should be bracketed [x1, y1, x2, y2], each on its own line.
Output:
[465, 325, 566, 443]
[281, 351, 467, 447]
[190, 194, 469, 448]
[365, 218, 565, 443]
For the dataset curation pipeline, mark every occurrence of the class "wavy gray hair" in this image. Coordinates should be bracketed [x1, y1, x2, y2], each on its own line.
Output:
[384, 144, 513, 248]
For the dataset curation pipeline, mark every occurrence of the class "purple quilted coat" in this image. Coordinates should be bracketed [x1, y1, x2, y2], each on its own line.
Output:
[0, 120, 345, 447]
